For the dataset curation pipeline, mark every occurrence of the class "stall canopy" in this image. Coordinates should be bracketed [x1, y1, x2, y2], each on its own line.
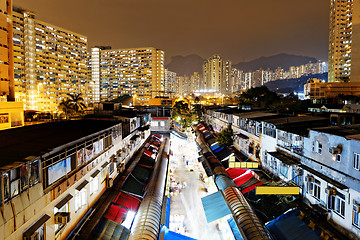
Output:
[226, 168, 263, 194]
[113, 192, 141, 211]
[159, 226, 196, 240]
[226, 168, 247, 179]
[104, 204, 127, 223]
[266, 209, 322, 240]
[92, 218, 130, 240]
[131, 165, 152, 183]
[227, 218, 244, 240]
[210, 142, 221, 151]
[201, 191, 231, 223]
[122, 175, 146, 197]
[137, 154, 155, 168]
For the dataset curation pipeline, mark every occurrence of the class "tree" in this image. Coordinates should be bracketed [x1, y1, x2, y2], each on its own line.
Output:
[67, 93, 86, 113]
[59, 93, 86, 119]
[237, 86, 280, 108]
[216, 125, 233, 146]
[59, 99, 72, 120]
[192, 104, 203, 122]
[194, 96, 200, 103]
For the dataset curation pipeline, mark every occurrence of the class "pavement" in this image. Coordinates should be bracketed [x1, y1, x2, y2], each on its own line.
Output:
[168, 131, 233, 240]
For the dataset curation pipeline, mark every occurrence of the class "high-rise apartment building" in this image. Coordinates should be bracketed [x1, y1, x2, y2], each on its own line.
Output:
[191, 72, 201, 92]
[203, 55, 222, 92]
[328, 0, 360, 82]
[164, 69, 177, 97]
[90, 47, 165, 105]
[221, 60, 232, 95]
[12, 8, 88, 111]
[0, 0, 24, 130]
[0, 0, 13, 101]
[202, 55, 232, 94]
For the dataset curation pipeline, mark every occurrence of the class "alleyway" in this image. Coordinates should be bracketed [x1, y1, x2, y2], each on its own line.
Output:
[168, 131, 233, 240]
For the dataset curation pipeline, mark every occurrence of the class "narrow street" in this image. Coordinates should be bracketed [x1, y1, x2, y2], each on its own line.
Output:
[168, 131, 233, 240]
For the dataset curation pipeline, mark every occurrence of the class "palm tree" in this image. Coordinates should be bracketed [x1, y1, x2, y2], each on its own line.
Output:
[67, 93, 86, 114]
[58, 93, 86, 120]
[59, 99, 72, 120]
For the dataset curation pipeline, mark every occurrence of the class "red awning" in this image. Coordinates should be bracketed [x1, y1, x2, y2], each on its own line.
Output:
[233, 170, 254, 186]
[114, 192, 141, 211]
[226, 168, 247, 179]
[104, 204, 127, 223]
[242, 181, 263, 194]
[144, 149, 154, 158]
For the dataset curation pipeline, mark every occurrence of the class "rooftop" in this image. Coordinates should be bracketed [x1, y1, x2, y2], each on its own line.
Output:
[311, 124, 360, 141]
[0, 120, 120, 168]
[233, 111, 278, 119]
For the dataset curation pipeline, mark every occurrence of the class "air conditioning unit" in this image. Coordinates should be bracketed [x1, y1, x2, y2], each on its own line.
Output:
[306, 176, 314, 182]
[332, 147, 342, 155]
[296, 168, 303, 176]
[24, 232, 39, 240]
[325, 187, 337, 196]
[55, 212, 70, 224]
[106, 178, 113, 188]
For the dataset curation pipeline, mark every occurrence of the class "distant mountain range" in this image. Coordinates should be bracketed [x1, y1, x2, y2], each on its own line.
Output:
[165, 54, 204, 76]
[165, 53, 318, 76]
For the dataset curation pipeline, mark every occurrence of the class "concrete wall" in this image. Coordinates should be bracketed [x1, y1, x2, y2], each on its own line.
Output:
[0, 101, 24, 130]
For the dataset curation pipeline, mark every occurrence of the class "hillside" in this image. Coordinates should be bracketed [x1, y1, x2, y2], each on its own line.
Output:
[165, 54, 205, 76]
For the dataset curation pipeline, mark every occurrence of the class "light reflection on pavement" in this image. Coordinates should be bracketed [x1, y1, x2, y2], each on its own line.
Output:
[168, 131, 228, 240]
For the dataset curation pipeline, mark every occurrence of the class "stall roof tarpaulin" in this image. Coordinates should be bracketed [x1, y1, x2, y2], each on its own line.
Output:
[104, 204, 127, 223]
[114, 192, 141, 211]
[266, 209, 322, 240]
[159, 226, 197, 240]
[92, 218, 130, 240]
[201, 191, 231, 223]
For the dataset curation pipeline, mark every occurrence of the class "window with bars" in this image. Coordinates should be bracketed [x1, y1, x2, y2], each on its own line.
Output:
[354, 153, 360, 170]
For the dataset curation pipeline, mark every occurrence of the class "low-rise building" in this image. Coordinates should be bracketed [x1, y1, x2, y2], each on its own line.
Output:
[0, 118, 150, 240]
[204, 106, 360, 238]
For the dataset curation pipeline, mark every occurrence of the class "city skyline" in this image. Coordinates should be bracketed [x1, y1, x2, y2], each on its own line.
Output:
[15, 0, 330, 64]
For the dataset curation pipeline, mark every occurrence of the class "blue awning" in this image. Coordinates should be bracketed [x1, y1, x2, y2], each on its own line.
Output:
[210, 142, 221, 151]
[266, 209, 322, 240]
[165, 197, 170, 228]
[159, 226, 196, 240]
[201, 191, 231, 223]
[228, 217, 244, 240]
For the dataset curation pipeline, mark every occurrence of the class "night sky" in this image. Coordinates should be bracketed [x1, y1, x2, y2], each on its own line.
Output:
[15, 0, 330, 64]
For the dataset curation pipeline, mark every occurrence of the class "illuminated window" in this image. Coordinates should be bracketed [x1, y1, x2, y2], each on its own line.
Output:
[90, 177, 99, 195]
[75, 189, 87, 211]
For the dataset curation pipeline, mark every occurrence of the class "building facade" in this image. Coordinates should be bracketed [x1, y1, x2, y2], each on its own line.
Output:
[0, 117, 151, 240]
[202, 55, 233, 95]
[0, 0, 24, 130]
[90, 47, 165, 105]
[12, 8, 88, 111]
[328, 0, 360, 83]
[164, 69, 176, 97]
[204, 107, 360, 239]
